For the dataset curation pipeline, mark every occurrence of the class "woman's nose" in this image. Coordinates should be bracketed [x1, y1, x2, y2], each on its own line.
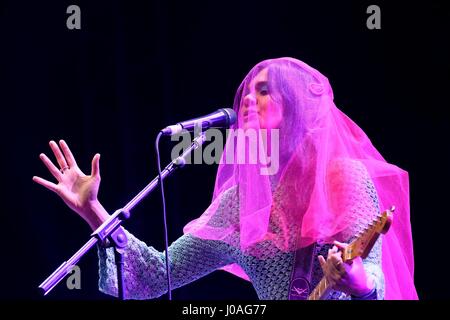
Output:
[243, 93, 257, 109]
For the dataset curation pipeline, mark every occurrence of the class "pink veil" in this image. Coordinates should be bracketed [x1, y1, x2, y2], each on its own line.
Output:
[183, 57, 418, 299]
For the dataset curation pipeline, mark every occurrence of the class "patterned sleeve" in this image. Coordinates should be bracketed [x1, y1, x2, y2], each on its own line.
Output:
[327, 158, 385, 300]
[98, 232, 235, 299]
[97, 188, 239, 300]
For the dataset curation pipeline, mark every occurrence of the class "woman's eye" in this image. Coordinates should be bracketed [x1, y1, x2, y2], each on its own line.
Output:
[259, 85, 269, 96]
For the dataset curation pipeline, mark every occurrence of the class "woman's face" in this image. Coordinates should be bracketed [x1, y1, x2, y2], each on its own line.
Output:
[240, 68, 283, 130]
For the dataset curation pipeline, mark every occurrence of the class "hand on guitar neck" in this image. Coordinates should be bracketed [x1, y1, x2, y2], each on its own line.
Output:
[318, 241, 375, 297]
[308, 207, 392, 300]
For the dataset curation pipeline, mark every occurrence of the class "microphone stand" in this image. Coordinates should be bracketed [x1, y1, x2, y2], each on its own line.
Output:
[39, 131, 207, 299]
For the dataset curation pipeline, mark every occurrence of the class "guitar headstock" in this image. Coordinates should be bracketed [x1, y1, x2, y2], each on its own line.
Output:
[342, 206, 394, 261]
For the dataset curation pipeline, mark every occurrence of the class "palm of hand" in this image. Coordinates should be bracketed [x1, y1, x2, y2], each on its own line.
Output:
[33, 140, 101, 221]
[58, 168, 100, 214]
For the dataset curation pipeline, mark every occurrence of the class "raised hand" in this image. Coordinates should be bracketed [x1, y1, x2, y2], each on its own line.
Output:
[33, 140, 109, 230]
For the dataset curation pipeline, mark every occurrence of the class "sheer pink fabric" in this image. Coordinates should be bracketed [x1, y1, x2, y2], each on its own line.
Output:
[183, 57, 418, 299]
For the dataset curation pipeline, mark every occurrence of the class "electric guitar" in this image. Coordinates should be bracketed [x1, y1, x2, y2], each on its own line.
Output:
[307, 206, 394, 300]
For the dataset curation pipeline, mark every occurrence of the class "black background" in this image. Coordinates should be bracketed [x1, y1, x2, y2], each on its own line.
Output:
[0, 0, 449, 300]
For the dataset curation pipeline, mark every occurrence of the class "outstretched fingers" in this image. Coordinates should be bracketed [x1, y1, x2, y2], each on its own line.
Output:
[49, 140, 68, 170]
[39, 153, 62, 181]
[32, 176, 58, 193]
[59, 140, 78, 168]
[91, 153, 101, 178]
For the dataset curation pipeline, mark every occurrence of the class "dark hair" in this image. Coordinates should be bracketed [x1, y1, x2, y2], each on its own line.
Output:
[267, 61, 319, 163]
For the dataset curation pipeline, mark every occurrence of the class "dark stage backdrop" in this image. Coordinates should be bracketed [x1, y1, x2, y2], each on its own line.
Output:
[0, 0, 448, 300]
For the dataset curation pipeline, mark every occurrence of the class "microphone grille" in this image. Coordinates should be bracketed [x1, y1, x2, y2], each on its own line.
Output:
[221, 108, 237, 126]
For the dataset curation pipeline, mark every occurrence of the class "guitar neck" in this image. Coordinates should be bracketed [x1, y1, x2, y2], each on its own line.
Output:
[307, 277, 332, 300]
[306, 207, 394, 300]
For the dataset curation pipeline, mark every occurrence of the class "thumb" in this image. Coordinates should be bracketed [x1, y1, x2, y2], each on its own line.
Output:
[91, 153, 101, 178]
[333, 240, 347, 250]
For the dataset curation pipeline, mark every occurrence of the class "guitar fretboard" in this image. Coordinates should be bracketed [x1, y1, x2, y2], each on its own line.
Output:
[308, 277, 330, 300]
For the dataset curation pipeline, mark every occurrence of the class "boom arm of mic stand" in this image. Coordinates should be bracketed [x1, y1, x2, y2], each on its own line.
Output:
[38, 132, 207, 297]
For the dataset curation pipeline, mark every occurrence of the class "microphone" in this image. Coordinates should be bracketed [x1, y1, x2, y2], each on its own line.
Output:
[161, 108, 237, 136]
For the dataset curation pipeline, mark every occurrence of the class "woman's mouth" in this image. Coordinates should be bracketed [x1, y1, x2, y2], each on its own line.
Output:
[243, 108, 259, 119]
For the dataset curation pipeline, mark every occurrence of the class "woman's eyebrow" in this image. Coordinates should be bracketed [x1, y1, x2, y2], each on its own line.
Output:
[255, 81, 268, 91]
[247, 81, 268, 91]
